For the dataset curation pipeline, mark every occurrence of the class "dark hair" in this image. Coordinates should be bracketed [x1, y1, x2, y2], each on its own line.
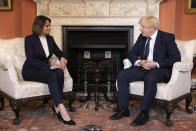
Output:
[32, 15, 51, 35]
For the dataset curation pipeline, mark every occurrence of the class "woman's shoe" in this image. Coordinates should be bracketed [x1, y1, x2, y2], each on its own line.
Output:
[62, 119, 76, 125]
[56, 112, 63, 121]
[57, 113, 76, 125]
[52, 106, 64, 121]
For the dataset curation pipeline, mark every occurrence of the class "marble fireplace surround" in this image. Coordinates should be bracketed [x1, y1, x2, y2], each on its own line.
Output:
[33, 0, 163, 49]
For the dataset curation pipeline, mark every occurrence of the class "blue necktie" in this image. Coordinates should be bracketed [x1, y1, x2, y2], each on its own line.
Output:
[143, 37, 151, 60]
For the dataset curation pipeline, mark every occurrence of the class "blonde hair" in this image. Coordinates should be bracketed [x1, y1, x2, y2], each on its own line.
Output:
[139, 15, 160, 30]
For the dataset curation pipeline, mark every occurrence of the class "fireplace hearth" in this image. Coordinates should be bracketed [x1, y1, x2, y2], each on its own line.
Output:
[63, 26, 133, 92]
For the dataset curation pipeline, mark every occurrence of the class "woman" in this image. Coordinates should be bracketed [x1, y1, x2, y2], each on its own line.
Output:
[22, 15, 76, 125]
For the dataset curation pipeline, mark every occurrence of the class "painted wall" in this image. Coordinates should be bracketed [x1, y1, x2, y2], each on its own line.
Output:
[0, 0, 22, 38]
[160, 0, 176, 34]
[175, 0, 196, 40]
[0, 0, 195, 40]
[0, 0, 36, 39]
[160, 0, 196, 40]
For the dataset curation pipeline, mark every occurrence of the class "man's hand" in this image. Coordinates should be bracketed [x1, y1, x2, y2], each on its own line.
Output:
[60, 57, 67, 70]
[50, 64, 61, 69]
[138, 60, 148, 67]
[142, 60, 157, 70]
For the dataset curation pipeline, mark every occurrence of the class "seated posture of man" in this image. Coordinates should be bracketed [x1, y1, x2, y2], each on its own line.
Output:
[109, 15, 181, 126]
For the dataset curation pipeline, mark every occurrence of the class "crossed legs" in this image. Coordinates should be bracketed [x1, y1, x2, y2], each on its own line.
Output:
[23, 68, 73, 122]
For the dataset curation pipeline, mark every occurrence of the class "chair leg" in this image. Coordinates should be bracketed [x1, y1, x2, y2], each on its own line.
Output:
[186, 93, 193, 114]
[112, 92, 119, 112]
[9, 101, 20, 125]
[43, 99, 48, 104]
[112, 91, 118, 103]
[68, 99, 76, 112]
[68, 92, 76, 112]
[165, 103, 174, 126]
[0, 96, 4, 111]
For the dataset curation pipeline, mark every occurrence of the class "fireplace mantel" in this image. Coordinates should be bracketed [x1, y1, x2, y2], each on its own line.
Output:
[33, 0, 163, 49]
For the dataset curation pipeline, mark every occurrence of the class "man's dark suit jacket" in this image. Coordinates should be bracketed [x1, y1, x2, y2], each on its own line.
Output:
[22, 34, 64, 76]
[128, 30, 181, 81]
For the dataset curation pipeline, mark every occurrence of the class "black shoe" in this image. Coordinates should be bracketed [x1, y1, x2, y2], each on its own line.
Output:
[57, 113, 76, 125]
[51, 106, 62, 121]
[131, 112, 149, 126]
[109, 106, 130, 120]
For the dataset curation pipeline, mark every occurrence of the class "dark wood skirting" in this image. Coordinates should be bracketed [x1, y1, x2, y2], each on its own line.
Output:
[112, 92, 193, 126]
[0, 90, 76, 125]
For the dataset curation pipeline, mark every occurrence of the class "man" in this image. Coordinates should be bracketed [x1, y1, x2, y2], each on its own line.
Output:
[109, 15, 181, 126]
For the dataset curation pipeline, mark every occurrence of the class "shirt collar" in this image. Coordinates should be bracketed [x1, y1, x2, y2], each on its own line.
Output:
[150, 30, 158, 40]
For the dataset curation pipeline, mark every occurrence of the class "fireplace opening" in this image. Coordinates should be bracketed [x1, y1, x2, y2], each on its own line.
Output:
[63, 26, 133, 92]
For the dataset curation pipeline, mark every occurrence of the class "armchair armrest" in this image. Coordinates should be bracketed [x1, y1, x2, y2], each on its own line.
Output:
[173, 61, 193, 72]
[0, 60, 22, 99]
[0, 60, 20, 85]
[167, 61, 193, 88]
[123, 58, 132, 69]
[167, 61, 193, 93]
[165, 61, 193, 99]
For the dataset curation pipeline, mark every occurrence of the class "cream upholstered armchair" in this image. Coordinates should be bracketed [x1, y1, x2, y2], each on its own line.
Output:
[118, 39, 196, 126]
[0, 38, 75, 124]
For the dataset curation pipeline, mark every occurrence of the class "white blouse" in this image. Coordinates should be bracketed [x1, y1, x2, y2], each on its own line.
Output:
[39, 36, 49, 58]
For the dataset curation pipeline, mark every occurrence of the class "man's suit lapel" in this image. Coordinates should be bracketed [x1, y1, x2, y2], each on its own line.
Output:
[153, 30, 161, 61]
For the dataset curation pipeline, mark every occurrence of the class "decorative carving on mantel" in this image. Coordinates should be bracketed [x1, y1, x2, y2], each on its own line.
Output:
[86, 2, 109, 16]
[110, 3, 146, 16]
[49, 3, 85, 16]
[33, 0, 164, 17]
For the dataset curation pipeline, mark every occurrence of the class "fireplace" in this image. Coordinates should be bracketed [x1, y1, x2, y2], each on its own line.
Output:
[63, 26, 133, 91]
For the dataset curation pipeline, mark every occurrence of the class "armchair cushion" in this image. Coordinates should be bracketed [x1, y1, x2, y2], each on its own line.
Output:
[173, 61, 193, 72]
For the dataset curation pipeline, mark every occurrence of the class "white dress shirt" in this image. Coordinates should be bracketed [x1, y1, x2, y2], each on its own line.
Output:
[147, 30, 157, 61]
[39, 36, 49, 58]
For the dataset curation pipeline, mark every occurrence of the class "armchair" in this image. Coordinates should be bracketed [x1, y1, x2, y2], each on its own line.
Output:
[0, 38, 75, 124]
[117, 39, 196, 126]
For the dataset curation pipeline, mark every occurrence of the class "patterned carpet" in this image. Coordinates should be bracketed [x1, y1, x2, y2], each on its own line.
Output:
[0, 98, 196, 131]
